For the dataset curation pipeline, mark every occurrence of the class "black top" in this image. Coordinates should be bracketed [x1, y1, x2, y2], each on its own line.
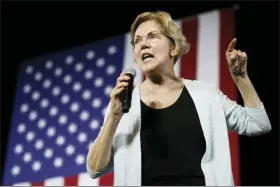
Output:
[140, 86, 206, 186]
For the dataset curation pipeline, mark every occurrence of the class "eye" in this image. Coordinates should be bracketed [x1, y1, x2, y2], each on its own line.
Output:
[134, 38, 140, 44]
[148, 32, 157, 39]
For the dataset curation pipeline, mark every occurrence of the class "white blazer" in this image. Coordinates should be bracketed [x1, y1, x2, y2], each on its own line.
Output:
[87, 78, 271, 186]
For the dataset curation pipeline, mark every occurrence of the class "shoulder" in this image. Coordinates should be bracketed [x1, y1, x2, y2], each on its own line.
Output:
[182, 78, 218, 93]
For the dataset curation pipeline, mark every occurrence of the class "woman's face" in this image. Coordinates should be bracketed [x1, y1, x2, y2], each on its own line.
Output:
[133, 20, 173, 73]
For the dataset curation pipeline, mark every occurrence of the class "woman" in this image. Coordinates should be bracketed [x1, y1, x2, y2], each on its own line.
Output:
[86, 11, 271, 186]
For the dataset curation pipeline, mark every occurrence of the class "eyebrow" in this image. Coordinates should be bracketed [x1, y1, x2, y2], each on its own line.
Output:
[134, 30, 160, 37]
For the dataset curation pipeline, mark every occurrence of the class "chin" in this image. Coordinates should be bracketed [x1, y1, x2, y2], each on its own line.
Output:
[140, 60, 159, 73]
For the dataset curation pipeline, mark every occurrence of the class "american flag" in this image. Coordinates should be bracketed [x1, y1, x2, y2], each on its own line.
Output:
[3, 7, 239, 186]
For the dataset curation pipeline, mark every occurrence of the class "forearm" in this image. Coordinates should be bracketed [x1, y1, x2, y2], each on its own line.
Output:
[87, 113, 121, 172]
[233, 75, 262, 108]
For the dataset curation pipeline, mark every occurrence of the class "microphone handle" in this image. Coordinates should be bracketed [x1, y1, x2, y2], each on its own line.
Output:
[122, 72, 134, 113]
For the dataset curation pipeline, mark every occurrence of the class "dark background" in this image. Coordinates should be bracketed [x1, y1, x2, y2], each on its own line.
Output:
[1, 1, 279, 186]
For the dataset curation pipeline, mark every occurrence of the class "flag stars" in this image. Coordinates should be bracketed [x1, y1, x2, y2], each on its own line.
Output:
[23, 152, 32, 163]
[29, 111, 38, 121]
[82, 90, 92, 100]
[75, 62, 84, 72]
[52, 86, 61, 97]
[56, 135, 66, 146]
[65, 144, 75, 156]
[92, 98, 102, 109]
[77, 132, 87, 143]
[70, 102, 80, 113]
[54, 157, 63, 168]
[106, 65, 116, 75]
[84, 70, 94, 80]
[23, 84, 32, 94]
[102, 107, 107, 116]
[80, 110, 89, 121]
[54, 67, 63, 77]
[26, 131, 35, 142]
[17, 123, 26, 134]
[73, 82, 82, 92]
[34, 72, 43, 81]
[96, 57, 105, 68]
[104, 85, 113, 96]
[26, 66, 34, 74]
[94, 77, 104, 88]
[32, 161, 42, 172]
[45, 60, 53, 69]
[63, 74, 72, 84]
[20, 103, 29, 113]
[44, 148, 53, 159]
[47, 127, 56, 137]
[61, 94, 70, 104]
[35, 139, 44, 150]
[68, 123, 77, 134]
[43, 79, 52, 89]
[40, 98, 49, 109]
[86, 50, 95, 60]
[108, 45, 117, 55]
[32, 91, 40, 101]
[65, 55, 74, 65]
[14, 144, 23, 155]
[49, 106, 59, 117]
[11, 165, 21, 176]
[38, 119, 47, 129]
[90, 119, 100, 130]
[58, 114, 68, 125]
[75, 154, 85, 165]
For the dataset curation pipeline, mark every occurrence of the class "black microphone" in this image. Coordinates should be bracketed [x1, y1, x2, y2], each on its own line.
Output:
[121, 68, 136, 113]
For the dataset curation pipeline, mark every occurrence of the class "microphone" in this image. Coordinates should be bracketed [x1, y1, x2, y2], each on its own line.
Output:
[121, 68, 136, 113]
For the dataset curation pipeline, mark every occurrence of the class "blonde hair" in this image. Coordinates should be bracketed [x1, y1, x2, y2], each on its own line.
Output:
[130, 11, 190, 64]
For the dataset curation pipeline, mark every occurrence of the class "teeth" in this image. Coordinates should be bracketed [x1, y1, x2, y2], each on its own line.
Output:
[143, 57, 153, 62]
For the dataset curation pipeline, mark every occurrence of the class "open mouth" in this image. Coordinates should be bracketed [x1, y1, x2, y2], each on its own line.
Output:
[141, 53, 154, 62]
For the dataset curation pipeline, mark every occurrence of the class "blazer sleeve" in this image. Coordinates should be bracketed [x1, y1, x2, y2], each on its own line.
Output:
[217, 89, 272, 136]
[86, 102, 115, 179]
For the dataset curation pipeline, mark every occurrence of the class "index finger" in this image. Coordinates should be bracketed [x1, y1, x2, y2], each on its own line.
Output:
[227, 38, 237, 52]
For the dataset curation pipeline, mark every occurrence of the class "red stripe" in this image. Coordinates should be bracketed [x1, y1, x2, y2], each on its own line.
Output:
[99, 172, 114, 186]
[180, 17, 198, 79]
[31, 181, 44, 186]
[64, 175, 78, 186]
[219, 8, 240, 185]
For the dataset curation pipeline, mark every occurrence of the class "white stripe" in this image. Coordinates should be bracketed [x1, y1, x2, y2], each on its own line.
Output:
[123, 33, 143, 85]
[78, 172, 99, 186]
[174, 20, 182, 77]
[196, 10, 220, 87]
[13, 182, 31, 186]
[44, 176, 64, 186]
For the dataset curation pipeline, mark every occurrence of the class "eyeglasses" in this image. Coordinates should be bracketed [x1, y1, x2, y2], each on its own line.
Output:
[132, 31, 165, 47]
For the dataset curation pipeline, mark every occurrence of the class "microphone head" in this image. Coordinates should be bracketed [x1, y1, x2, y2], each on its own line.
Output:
[124, 68, 136, 78]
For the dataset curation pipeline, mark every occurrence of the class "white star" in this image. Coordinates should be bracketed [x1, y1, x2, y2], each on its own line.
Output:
[45, 60, 53, 69]
[84, 70, 94, 80]
[68, 123, 77, 134]
[86, 50, 95, 60]
[34, 72, 42, 81]
[61, 94, 70, 104]
[77, 132, 87, 143]
[63, 74, 72, 84]
[54, 157, 63, 168]
[49, 106, 59, 117]
[38, 119, 47, 129]
[65, 55, 74, 65]
[94, 77, 104, 88]
[104, 85, 113, 96]
[14, 144, 23, 154]
[52, 86, 61, 97]
[17, 123, 26, 134]
[35, 139, 44, 150]
[82, 90, 91, 100]
[11, 165, 21, 176]
[54, 67, 63, 77]
[73, 82, 82, 92]
[92, 98, 102, 108]
[26, 131, 35, 142]
[40, 98, 49, 108]
[32, 161, 42, 172]
[90, 119, 100, 130]
[96, 58, 105, 68]
[58, 115, 68, 125]
[23, 152, 32, 163]
[108, 45, 117, 55]
[75, 62, 84, 72]
[43, 79, 52, 89]
[47, 127, 56, 137]
[23, 84, 32, 94]
[32, 91, 40, 101]
[102, 107, 107, 116]
[26, 66, 33, 74]
[65, 144, 75, 156]
[75, 154, 85, 165]
[80, 110, 89, 121]
[20, 103, 29, 113]
[106, 65, 116, 75]
[44, 148, 53, 159]
[70, 102, 79, 113]
[29, 111, 38, 121]
[56, 135, 66, 146]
